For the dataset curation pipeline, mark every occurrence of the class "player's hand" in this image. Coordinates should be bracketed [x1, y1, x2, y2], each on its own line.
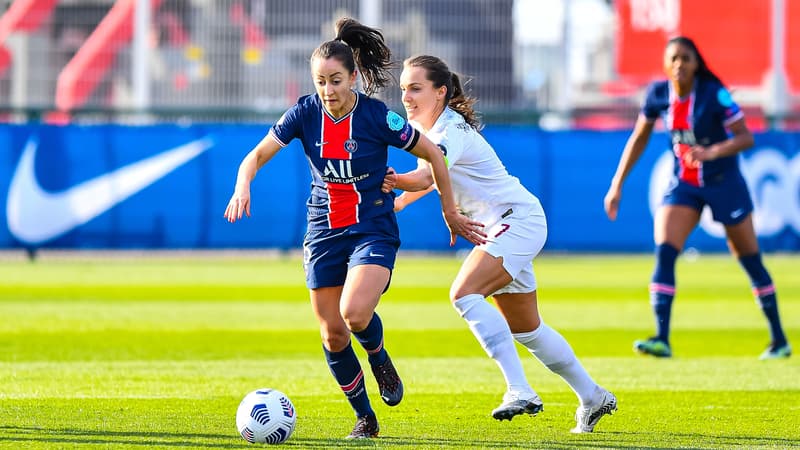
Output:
[443, 210, 486, 246]
[381, 167, 397, 193]
[682, 147, 700, 167]
[224, 187, 252, 222]
[604, 187, 621, 221]
[686, 145, 719, 165]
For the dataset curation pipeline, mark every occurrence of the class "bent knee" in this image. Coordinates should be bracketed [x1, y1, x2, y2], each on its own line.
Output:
[340, 310, 373, 333]
[320, 326, 351, 352]
[450, 282, 477, 302]
[450, 285, 496, 302]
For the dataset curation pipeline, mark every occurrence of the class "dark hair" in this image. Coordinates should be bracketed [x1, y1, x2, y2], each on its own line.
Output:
[404, 55, 482, 130]
[666, 36, 724, 85]
[311, 17, 394, 96]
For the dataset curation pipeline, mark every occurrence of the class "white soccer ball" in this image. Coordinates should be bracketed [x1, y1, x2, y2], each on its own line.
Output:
[236, 388, 297, 444]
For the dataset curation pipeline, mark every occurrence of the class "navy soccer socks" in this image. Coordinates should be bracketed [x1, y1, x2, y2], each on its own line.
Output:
[324, 342, 373, 418]
[650, 243, 679, 343]
[738, 253, 787, 346]
[353, 313, 389, 367]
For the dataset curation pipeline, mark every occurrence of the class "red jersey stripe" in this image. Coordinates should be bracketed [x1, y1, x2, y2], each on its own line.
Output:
[327, 182, 360, 228]
[320, 113, 352, 160]
[320, 111, 359, 227]
[670, 96, 701, 187]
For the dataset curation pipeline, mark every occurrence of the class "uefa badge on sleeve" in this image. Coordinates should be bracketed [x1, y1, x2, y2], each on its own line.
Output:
[386, 111, 406, 131]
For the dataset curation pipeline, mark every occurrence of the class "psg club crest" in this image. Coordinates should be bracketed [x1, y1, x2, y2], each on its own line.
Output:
[344, 139, 358, 153]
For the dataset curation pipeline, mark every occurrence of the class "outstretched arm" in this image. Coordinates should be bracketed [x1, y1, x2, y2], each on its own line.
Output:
[604, 115, 655, 221]
[395, 158, 434, 192]
[392, 159, 435, 211]
[408, 134, 486, 246]
[685, 118, 753, 164]
[224, 134, 282, 222]
[380, 161, 435, 211]
[381, 157, 432, 192]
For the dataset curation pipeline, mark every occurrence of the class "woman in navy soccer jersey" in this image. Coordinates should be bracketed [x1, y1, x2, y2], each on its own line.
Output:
[604, 36, 790, 360]
[224, 18, 485, 439]
[383, 55, 617, 433]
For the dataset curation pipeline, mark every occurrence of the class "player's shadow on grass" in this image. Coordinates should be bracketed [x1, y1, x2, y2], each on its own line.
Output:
[0, 427, 522, 449]
[3, 427, 798, 449]
[0, 427, 607, 449]
[257, 433, 800, 449]
[0, 426, 252, 448]
[0, 427, 523, 449]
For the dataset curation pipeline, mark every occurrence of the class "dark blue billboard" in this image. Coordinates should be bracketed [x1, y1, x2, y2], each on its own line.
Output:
[2, 124, 798, 252]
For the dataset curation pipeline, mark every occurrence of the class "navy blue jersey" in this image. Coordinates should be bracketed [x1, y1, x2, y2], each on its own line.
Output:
[270, 92, 419, 230]
[642, 78, 744, 186]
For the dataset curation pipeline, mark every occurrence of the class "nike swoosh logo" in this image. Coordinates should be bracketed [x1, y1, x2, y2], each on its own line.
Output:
[315, 141, 328, 147]
[368, 252, 384, 257]
[6, 136, 214, 244]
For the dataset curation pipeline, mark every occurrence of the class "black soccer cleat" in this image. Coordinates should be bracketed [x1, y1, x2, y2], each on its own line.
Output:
[371, 355, 404, 406]
[346, 414, 379, 439]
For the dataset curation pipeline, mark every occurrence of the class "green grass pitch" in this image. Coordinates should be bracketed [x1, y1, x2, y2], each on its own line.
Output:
[0, 251, 798, 449]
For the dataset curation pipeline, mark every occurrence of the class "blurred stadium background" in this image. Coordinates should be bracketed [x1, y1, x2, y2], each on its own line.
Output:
[1, 0, 799, 253]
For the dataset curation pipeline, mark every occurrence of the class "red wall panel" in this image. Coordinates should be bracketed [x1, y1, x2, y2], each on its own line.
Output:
[615, 0, 793, 90]
[787, 0, 800, 92]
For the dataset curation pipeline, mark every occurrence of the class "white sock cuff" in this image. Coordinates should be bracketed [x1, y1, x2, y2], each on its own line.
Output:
[512, 322, 546, 344]
[452, 294, 485, 317]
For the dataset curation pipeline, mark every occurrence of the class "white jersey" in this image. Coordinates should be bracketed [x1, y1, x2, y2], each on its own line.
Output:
[412, 107, 543, 226]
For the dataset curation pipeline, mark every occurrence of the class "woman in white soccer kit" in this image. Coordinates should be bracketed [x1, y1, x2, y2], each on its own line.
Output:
[385, 55, 617, 433]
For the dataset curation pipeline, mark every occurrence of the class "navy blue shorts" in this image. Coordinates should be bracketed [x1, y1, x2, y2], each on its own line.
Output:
[302, 212, 401, 289]
[662, 172, 754, 225]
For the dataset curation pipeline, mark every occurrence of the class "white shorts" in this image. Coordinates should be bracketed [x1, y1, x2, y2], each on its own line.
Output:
[480, 208, 547, 295]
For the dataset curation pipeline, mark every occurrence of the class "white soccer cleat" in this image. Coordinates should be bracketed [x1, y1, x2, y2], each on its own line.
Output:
[491, 390, 543, 421]
[570, 388, 617, 433]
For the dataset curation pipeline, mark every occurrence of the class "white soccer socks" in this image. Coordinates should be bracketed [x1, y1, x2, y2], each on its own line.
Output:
[453, 294, 534, 397]
[513, 323, 597, 406]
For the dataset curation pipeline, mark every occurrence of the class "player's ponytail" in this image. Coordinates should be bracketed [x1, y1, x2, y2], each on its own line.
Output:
[404, 55, 482, 130]
[668, 36, 724, 86]
[449, 72, 482, 130]
[311, 17, 393, 96]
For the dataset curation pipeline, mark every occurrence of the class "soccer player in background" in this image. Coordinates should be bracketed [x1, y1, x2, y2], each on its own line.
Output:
[603, 36, 791, 360]
[224, 18, 486, 439]
[384, 55, 617, 433]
